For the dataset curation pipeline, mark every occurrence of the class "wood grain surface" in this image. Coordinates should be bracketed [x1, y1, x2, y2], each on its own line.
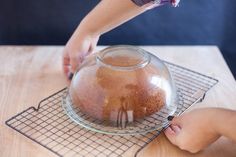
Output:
[0, 46, 236, 157]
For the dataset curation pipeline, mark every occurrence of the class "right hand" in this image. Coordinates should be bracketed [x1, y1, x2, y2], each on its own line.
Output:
[63, 28, 99, 80]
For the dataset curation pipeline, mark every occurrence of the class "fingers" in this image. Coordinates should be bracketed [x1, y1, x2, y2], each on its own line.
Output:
[165, 115, 183, 146]
[63, 49, 71, 78]
[164, 124, 181, 146]
[63, 48, 84, 80]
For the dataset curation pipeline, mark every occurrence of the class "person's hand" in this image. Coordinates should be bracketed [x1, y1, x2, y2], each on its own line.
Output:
[62, 0, 150, 81]
[164, 108, 221, 153]
[63, 27, 99, 80]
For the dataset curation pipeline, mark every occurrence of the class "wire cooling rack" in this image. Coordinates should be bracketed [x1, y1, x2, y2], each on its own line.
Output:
[62, 88, 180, 136]
[5, 61, 218, 157]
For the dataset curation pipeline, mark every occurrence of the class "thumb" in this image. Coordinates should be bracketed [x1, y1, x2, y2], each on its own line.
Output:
[170, 116, 182, 125]
[70, 54, 84, 74]
[164, 116, 182, 145]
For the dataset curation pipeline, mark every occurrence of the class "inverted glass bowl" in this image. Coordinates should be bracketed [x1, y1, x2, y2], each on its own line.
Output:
[62, 45, 178, 135]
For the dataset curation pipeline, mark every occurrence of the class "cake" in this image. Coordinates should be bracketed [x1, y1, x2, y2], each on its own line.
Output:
[69, 56, 166, 124]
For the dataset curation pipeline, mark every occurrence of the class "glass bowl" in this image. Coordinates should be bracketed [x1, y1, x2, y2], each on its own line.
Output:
[62, 45, 178, 135]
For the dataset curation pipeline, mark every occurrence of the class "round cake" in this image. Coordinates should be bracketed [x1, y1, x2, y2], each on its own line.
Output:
[69, 56, 166, 124]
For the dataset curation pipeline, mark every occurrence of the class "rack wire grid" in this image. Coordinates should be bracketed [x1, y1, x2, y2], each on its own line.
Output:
[5, 61, 218, 157]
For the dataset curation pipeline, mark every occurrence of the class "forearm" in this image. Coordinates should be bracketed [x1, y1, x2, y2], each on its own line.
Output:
[214, 108, 236, 142]
[76, 0, 148, 37]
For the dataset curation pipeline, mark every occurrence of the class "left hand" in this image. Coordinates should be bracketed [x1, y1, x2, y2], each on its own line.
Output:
[164, 108, 221, 153]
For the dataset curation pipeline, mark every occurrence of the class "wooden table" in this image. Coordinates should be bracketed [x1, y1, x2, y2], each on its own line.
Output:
[0, 46, 236, 157]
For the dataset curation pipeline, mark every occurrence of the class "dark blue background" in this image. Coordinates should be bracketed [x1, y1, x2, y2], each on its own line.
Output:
[0, 0, 235, 78]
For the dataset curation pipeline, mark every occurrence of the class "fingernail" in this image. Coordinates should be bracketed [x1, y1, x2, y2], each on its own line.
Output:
[171, 125, 181, 134]
[168, 116, 175, 121]
[68, 73, 74, 80]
